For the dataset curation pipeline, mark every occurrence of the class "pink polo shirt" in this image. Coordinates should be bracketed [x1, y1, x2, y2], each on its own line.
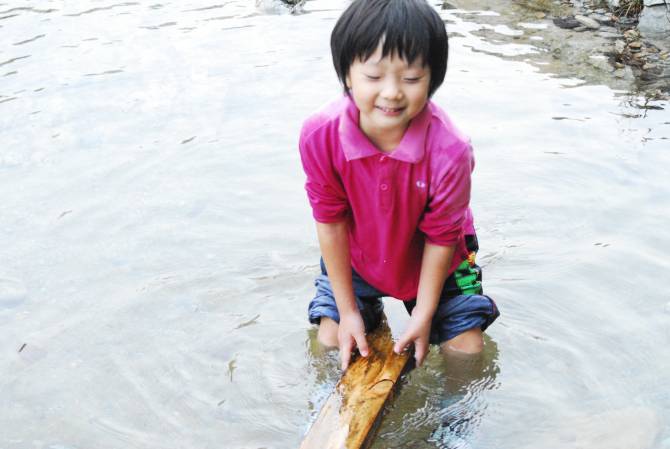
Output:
[299, 95, 476, 300]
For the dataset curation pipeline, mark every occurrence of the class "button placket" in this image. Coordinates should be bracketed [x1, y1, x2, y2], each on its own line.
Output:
[379, 156, 392, 211]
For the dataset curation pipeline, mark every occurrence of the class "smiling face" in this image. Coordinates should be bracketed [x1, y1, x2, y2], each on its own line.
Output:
[345, 43, 431, 151]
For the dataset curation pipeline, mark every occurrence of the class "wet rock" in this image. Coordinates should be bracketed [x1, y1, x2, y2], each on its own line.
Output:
[255, 0, 305, 14]
[575, 15, 601, 29]
[590, 13, 615, 26]
[597, 30, 622, 39]
[574, 25, 589, 32]
[624, 29, 641, 41]
[615, 61, 625, 68]
[618, 16, 639, 27]
[615, 39, 626, 53]
[641, 69, 661, 80]
[614, 66, 635, 79]
[553, 16, 582, 29]
[589, 55, 614, 72]
[639, 2, 670, 38]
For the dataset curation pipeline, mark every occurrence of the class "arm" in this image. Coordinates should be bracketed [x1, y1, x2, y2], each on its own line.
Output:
[406, 144, 474, 365]
[393, 241, 455, 366]
[316, 221, 369, 370]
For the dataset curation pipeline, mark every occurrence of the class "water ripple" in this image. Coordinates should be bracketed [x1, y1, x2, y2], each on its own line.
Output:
[12, 34, 46, 46]
[64, 2, 139, 17]
[0, 55, 30, 67]
[203, 15, 237, 21]
[83, 69, 124, 77]
[141, 21, 177, 30]
[0, 7, 57, 14]
[183, 3, 233, 13]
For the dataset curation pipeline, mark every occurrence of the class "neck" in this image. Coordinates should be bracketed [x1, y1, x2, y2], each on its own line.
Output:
[359, 118, 408, 153]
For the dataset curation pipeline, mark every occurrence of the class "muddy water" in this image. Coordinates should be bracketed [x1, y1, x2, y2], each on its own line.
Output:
[0, 1, 668, 448]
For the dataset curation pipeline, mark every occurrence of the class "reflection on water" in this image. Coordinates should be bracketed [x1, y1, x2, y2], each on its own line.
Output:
[369, 336, 500, 448]
[1, 0, 669, 448]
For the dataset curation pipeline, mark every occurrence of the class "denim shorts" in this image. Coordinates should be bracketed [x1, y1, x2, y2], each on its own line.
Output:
[307, 241, 499, 344]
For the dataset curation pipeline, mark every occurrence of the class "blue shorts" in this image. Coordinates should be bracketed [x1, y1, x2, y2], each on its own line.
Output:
[308, 251, 499, 344]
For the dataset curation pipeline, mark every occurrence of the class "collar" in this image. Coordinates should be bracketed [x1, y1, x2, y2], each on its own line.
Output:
[338, 95, 431, 163]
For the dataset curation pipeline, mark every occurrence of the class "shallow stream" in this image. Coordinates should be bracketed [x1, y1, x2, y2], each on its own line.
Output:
[1, 1, 669, 448]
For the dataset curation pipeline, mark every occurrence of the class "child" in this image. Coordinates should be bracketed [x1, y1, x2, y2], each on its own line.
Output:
[299, 0, 499, 371]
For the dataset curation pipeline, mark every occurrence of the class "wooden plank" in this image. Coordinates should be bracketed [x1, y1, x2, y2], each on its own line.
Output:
[300, 317, 412, 449]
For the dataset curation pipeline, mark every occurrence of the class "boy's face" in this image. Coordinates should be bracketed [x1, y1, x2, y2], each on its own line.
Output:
[346, 43, 431, 143]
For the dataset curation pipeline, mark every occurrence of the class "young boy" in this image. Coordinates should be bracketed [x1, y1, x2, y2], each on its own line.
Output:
[299, 0, 499, 371]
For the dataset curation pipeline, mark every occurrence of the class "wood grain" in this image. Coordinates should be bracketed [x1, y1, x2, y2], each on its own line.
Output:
[299, 318, 411, 449]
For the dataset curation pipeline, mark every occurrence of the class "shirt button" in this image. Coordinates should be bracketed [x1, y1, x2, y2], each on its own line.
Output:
[380, 155, 386, 162]
[380, 183, 388, 191]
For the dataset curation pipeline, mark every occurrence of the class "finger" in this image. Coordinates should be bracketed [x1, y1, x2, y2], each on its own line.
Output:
[340, 337, 352, 371]
[341, 350, 350, 371]
[354, 332, 369, 357]
[394, 335, 411, 354]
[414, 341, 427, 367]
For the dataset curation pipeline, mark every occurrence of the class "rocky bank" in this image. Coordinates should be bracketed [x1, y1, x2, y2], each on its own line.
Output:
[444, 0, 669, 98]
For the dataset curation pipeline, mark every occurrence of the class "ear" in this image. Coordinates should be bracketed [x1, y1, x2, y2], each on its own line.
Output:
[345, 72, 351, 90]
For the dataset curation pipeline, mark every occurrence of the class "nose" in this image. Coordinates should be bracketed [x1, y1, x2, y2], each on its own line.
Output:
[380, 78, 402, 101]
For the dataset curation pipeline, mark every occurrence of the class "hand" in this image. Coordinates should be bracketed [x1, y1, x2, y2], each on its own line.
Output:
[337, 310, 369, 371]
[393, 310, 432, 367]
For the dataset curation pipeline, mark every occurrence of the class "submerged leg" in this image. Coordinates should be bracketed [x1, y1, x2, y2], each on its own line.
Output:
[434, 334, 499, 441]
[317, 317, 339, 348]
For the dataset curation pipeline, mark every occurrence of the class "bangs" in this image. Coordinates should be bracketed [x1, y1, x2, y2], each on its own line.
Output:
[358, 4, 431, 66]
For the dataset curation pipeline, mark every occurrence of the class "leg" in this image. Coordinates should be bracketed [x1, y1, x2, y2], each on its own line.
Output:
[317, 317, 339, 348]
[440, 327, 484, 355]
[308, 259, 385, 349]
[430, 335, 500, 444]
[315, 300, 383, 348]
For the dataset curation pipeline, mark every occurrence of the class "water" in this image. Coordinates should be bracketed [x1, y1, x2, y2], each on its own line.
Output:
[1, 1, 669, 448]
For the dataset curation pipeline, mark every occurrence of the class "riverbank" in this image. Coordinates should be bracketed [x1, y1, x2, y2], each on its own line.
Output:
[443, 0, 669, 100]
[554, 0, 670, 91]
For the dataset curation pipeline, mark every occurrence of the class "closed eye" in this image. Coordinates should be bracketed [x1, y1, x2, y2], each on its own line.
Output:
[365, 75, 381, 80]
[404, 77, 421, 83]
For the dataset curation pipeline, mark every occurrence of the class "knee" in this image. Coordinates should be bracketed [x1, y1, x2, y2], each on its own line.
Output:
[441, 327, 484, 355]
[317, 317, 339, 348]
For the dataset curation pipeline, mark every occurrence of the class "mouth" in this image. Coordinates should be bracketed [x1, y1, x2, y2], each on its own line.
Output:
[376, 105, 405, 115]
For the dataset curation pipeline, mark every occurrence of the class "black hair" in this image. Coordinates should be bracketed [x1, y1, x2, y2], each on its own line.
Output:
[330, 0, 448, 97]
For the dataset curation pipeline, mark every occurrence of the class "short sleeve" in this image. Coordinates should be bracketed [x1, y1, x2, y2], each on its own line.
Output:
[298, 125, 349, 223]
[418, 144, 473, 246]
